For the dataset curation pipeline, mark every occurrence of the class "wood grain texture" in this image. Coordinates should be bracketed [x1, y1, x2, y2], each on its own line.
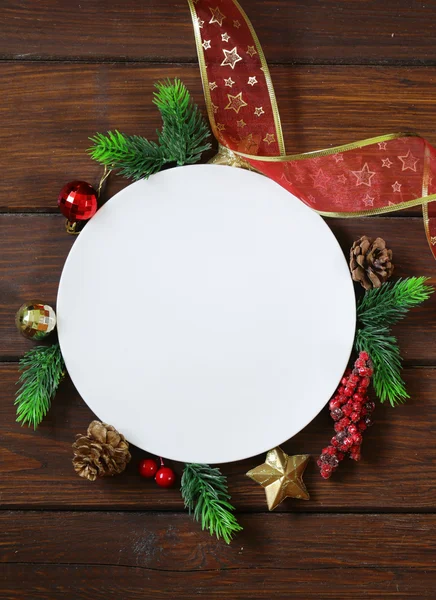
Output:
[1, 363, 435, 510]
[1, 214, 435, 362]
[1, 512, 435, 569]
[1, 0, 435, 65]
[1, 564, 435, 599]
[1, 63, 436, 211]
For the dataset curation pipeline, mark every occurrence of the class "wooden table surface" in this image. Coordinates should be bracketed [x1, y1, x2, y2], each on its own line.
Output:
[1, 1, 436, 598]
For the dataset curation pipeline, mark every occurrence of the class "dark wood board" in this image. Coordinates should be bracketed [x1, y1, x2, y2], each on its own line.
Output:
[1, 564, 435, 599]
[2, 512, 435, 569]
[1, 0, 435, 65]
[1, 63, 436, 212]
[1, 214, 436, 362]
[1, 363, 435, 510]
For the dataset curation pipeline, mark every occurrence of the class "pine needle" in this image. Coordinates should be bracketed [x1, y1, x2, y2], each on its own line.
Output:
[88, 79, 211, 180]
[15, 343, 65, 428]
[355, 277, 434, 406]
[181, 463, 242, 544]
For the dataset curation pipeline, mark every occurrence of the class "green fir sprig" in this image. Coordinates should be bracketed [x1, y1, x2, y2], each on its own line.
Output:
[89, 79, 211, 180]
[181, 463, 242, 544]
[355, 277, 433, 406]
[15, 343, 65, 428]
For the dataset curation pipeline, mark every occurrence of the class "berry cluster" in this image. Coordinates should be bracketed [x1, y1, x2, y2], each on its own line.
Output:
[139, 457, 176, 488]
[318, 352, 375, 479]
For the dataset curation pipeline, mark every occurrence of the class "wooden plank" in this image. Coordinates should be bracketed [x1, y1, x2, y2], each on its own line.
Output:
[1, 1, 435, 65]
[1, 63, 436, 211]
[0, 564, 434, 599]
[0, 363, 435, 510]
[1, 215, 435, 362]
[1, 512, 435, 569]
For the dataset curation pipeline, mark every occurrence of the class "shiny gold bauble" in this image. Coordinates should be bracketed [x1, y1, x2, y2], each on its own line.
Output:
[15, 301, 57, 340]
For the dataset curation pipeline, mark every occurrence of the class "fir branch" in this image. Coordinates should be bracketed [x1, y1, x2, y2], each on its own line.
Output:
[181, 463, 242, 544]
[355, 325, 408, 406]
[15, 343, 65, 429]
[355, 277, 434, 406]
[357, 277, 433, 327]
[89, 79, 211, 180]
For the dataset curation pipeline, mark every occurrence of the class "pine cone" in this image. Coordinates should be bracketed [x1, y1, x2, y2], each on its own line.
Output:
[349, 235, 394, 290]
[72, 420, 131, 481]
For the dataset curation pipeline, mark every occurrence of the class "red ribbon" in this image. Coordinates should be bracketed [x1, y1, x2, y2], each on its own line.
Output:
[187, 0, 436, 256]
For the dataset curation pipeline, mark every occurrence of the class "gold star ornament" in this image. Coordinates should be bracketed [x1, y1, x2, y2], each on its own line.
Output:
[246, 447, 310, 511]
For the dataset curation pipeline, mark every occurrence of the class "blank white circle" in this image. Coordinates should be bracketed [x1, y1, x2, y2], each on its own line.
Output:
[57, 165, 355, 463]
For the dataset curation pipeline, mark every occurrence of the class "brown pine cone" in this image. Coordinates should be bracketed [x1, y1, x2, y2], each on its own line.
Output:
[349, 235, 394, 290]
[72, 420, 131, 481]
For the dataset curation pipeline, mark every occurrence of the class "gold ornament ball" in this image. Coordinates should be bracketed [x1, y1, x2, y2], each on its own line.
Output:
[15, 301, 57, 340]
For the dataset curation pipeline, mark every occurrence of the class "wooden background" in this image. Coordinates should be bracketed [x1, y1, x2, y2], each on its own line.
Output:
[1, 1, 436, 598]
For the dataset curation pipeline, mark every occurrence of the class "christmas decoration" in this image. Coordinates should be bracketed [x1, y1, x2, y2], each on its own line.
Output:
[15, 343, 64, 429]
[72, 420, 131, 481]
[318, 352, 375, 479]
[58, 180, 98, 234]
[355, 277, 434, 405]
[181, 463, 242, 544]
[89, 79, 211, 181]
[246, 447, 310, 511]
[15, 301, 56, 340]
[349, 236, 394, 290]
[187, 0, 436, 258]
[139, 458, 158, 478]
[155, 458, 176, 488]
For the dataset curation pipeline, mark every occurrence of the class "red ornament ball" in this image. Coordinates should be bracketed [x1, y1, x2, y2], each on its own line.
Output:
[58, 180, 98, 222]
[155, 466, 176, 488]
[138, 458, 158, 478]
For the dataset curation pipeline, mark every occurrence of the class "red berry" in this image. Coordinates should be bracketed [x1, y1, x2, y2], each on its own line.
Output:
[348, 423, 358, 436]
[331, 436, 340, 447]
[331, 408, 343, 421]
[352, 433, 363, 445]
[361, 377, 371, 388]
[320, 469, 331, 479]
[350, 411, 361, 422]
[352, 402, 362, 412]
[360, 351, 369, 361]
[344, 387, 353, 397]
[327, 446, 337, 456]
[139, 458, 158, 478]
[353, 393, 364, 403]
[336, 452, 345, 461]
[358, 420, 367, 431]
[341, 377, 348, 386]
[330, 398, 341, 410]
[342, 404, 353, 417]
[334, 421, 344, 432]
[155, 466, 176, 488]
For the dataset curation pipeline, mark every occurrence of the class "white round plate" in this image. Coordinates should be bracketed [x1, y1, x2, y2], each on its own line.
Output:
[57, 165, 355, 464]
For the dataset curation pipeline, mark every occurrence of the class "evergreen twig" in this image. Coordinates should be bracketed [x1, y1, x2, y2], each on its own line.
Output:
[15, 343, 65, 428]
[88, 79, 211, 180]
[355, 277, 434, 406]
[181, 463, 242, 544]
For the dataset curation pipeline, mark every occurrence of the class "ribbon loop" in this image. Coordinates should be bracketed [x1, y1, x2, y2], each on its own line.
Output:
[188, 0, 436, 257]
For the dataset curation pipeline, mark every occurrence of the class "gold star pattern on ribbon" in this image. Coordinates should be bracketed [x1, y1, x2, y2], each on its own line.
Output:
[209, 6, 226, 26]
[246, 45, 257, 57]
[431, 236, 436, 246]
[398, 150, 419, 172]
[202, 39, 211, 50]
[382, 158, 393, 168]
[310, 168, 330, 189]
[362, 193, 375, 207]
[263, 133, 276, 145]
[248, 76, 258, 86]
[233, 19, 241, 28]
[221, 32, 230, 42]
[246, 447, 310, 511]
[225, 92, 248, 113]
[209, 81, 218, 90]
[254, 106, 264, 116]
[351, 162, 376, 187]
[224, 77, 235, 87]
[221, 47, 242, 69]
[216, 122, 226, 131]
[392, 181, 402, 192]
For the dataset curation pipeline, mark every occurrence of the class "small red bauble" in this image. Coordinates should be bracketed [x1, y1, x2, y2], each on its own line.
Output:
[155, 466, 176, 488]
[139, 458, 158, 478]
[58, 180, 98, 222]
